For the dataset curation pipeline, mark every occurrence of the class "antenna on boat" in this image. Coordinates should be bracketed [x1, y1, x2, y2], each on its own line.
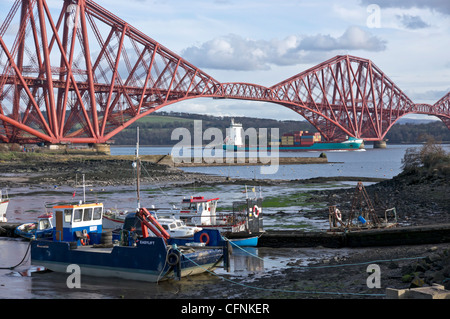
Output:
[82, 174, 86, 203]
[135, 127, 141, 210]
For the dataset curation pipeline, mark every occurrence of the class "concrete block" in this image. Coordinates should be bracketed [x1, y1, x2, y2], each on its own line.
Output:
[386, 284, 450, 299]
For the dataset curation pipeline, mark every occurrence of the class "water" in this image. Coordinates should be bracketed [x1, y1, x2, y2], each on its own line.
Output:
[1, 143, 448, 298]
[112, 144, 450, 180]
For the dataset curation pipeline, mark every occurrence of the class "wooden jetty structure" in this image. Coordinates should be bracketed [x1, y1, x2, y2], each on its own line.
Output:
[259, 223, 450, 248]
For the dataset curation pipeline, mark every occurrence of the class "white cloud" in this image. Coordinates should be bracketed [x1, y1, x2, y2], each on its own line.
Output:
[299, 26, 386, 51]
[181, 26, 386, 71]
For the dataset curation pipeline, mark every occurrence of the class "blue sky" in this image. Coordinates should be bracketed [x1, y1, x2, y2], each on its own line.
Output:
[1, 0, 449, 121]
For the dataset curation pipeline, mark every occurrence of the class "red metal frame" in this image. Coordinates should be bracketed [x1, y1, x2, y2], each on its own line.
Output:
[0, 0, 449, 145]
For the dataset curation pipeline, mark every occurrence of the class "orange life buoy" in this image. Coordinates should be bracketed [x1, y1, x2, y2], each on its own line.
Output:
[199, 232, 210, 245]
[253, 205, 260, 218]
[81, 234, 90, 246]
[334, 208, 342, 221]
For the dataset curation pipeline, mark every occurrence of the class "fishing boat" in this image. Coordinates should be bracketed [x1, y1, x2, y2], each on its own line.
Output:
[14, 213, 54, 240]
[103, 209, 202, 238]
[30, 202, 231, 282]
[173, 194, 265, 247]
[0, 190, 9, 223]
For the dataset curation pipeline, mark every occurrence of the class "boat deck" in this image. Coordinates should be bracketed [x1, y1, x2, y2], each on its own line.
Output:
[75, 245, 115, 253]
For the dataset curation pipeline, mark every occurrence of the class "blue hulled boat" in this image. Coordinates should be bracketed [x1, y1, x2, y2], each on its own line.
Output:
[30, 202, 230, 282]
[15, 213, 54, 240]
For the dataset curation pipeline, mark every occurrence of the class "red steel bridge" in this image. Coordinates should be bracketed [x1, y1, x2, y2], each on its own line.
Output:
[0, 0, 449, 145]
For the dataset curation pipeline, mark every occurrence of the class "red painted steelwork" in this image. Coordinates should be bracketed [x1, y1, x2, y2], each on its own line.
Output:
[0, 0, 449, 145]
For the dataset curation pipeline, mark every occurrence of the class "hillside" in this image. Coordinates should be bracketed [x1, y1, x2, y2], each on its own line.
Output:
[112, 112, 315, 145]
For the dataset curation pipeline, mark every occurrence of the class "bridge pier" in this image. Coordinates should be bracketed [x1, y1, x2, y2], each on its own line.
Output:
[0, 143, 22, 152]
[90, 143, 111, 155]
[48, 144, 68, 151]
[373, 140, 387, 149]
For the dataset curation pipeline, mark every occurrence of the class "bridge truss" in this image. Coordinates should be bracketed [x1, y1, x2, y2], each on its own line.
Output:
[0, 0, 449, 145]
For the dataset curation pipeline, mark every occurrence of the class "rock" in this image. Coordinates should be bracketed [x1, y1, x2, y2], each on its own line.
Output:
[414, 260, 430, 273]
[388, 262, 399, 269]
[410, 275, 425, 288]
[402, 273, 413, 283]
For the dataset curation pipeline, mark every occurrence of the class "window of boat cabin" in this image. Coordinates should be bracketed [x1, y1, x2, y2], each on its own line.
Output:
[73, 208, 83, 222]
[93, 207, 102, 220]
[83, 207, 93, 221]
[64, 209, 72, 223]
[181, 201, 198, 211]
[38, 218, 51, 230]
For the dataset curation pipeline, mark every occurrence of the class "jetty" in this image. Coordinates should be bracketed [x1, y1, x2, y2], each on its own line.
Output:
[259, 223, 450, 248]
[173, 155, 328, 167]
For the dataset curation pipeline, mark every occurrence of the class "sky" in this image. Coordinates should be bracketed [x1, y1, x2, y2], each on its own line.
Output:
[1, 0, 449, 121]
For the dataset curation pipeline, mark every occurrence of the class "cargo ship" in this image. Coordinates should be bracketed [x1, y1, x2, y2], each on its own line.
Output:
[276, 131, 364, 151]
[222, 120, 364, 151]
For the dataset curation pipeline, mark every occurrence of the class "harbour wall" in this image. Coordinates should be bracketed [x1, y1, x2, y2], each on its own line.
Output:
[172, 156, 328, 167]
[259, 223, 450, 248]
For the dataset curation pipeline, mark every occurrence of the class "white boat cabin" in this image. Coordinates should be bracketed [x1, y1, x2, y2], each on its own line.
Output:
[180, 197, 219, 226]
[37, 213, 53, 231]
[51, 202, 103, 244]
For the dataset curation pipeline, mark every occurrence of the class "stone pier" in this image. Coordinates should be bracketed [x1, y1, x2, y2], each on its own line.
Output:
[373, 140, 387, 148]
[92, 143, 111, 154]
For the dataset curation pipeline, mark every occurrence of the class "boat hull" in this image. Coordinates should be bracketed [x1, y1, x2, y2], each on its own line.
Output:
[227, 235, 259, 247]
[31, 235, 224, 282]
[222, 138, 364, 152]
[0, 200, 8, 223]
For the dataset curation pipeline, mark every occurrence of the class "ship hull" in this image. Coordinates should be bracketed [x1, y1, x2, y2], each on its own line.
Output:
[223, 138, 364, 152]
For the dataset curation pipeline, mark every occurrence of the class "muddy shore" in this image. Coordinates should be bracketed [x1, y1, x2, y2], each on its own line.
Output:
[0, 156, 449, 298]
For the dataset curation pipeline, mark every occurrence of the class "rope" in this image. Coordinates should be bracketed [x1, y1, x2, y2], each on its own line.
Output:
[0, 240, 32, 270]
[224, 236, 425, 270]
[175, 247, 386, 297]
[156, 245, 173, 283]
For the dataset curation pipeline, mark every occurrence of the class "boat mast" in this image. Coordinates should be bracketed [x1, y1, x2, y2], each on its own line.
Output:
[136, 127, 141, 210]
[82, 174, 86, 203]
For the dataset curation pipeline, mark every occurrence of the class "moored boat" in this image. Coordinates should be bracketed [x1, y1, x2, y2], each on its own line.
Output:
[30, 203, 231, 282]
[173, 195, 265, 247]
[0, 190, 9, 223]
[103, 209, 202, 238]
[14, 213, 54, 240]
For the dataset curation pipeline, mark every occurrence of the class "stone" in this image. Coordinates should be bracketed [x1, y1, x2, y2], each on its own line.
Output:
[410, 276, 425, 288]
[386, 284, 450, 299]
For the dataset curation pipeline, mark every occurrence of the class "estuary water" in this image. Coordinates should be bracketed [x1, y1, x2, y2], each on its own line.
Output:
[112, 143, 450, 180]
[0, 143, 448, 299]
